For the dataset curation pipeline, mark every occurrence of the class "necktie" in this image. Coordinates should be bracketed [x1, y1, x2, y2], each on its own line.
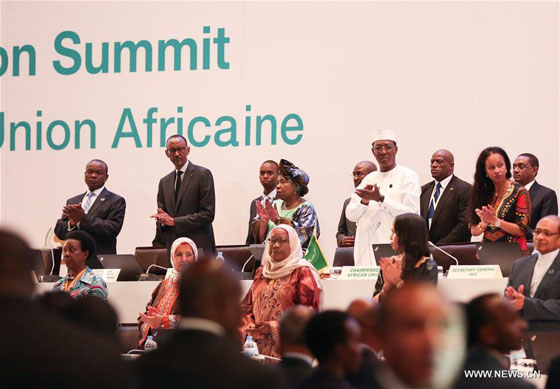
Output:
[427, 182, 442, 219]
[175, 171, 183, 200]
[82, 192, 95, 214]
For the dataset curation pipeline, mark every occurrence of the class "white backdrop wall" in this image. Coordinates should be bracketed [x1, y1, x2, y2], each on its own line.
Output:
[0, 1, 558, 264]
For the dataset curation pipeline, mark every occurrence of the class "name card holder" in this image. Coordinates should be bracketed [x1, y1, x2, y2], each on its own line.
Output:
[447, 265, 502, 279]
[92, 268, 121, 282]
[339, 266, 380, 281]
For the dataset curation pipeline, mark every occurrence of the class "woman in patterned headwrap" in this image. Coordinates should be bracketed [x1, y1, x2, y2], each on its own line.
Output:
[252, 159, 320, 249]
[137, 237, 198, 346]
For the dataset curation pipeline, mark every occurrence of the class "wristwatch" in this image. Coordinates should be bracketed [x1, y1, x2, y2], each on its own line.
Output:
[495, 219, 502, 228]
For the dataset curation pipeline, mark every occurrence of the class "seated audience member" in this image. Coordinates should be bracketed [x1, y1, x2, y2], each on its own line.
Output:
[0, 229, 132, 387]
[278, 306, 315, 386]
[135, 259, 285, 389]
[420, 149, 472, 244]
[506, 215, 560, 331]
[54, 159, 126, 254]
[138, 237, 198, 346]
[455, 293, 533, 389]
[374, 283, 457, 389]
[337, 161, 377, 247]
[513, 153, 558, 237]
[52, 231, 108, 300]
[298, 311, 362, 389]
[252, 159, 319, 249]
[375, 213, 438, 299]
[247, 160, 279, 244]
[240, 225, 322, 357]
[469, 147, 531, 255]
[346, 298, 381, 387]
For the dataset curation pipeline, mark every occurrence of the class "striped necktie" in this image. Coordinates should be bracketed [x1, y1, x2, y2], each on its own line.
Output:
[427, 182, 442, 220]
[82, 192, 95, 214]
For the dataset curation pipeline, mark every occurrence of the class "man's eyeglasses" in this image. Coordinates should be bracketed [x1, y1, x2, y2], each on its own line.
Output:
[167, 147, 186, 154]
[533, 230, 559, 238]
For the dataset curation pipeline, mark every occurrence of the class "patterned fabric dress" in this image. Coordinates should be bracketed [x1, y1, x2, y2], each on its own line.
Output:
[52, 267, 108, 300]
[483, 182, 531, 254]
[266, 199, 320, 249]
[240, 266, 321, 358]
[138, 277, 179, 346]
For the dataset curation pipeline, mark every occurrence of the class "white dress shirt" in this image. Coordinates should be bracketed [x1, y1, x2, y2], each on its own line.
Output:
[178, 317, 225, 336]
[530, 249, 559, 297]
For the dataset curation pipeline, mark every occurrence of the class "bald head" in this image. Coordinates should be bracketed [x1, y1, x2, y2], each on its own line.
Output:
[353, 161, 377, 187]
[430, 149, 455, 182]
[0, 230, 35, 299]
[178, 259, 242, 337]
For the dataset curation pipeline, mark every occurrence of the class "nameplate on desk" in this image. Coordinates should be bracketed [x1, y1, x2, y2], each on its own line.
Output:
[340, 266, 380, 280]
[92, 269, 121, 282]
[447, 265, 502, 279]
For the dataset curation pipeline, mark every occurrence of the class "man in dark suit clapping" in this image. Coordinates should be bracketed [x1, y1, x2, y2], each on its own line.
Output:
[54, 159, 126, 254]
[513, 153, 558, 237]
[420, 149, 472, 244]
[152, 135, 216, 255]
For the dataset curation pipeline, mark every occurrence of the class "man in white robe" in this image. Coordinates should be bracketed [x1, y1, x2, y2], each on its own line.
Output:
[346, 129, 421, 266]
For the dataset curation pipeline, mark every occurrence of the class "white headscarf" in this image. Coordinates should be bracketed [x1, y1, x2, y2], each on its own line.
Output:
[169, 237, 198, 279]
[261, 225, 322, 291]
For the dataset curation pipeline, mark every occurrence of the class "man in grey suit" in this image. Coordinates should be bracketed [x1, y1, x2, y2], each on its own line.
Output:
[506, 215, 560, 331]
[152, 135, 216, 256]
[336, 161, 376, 247]
[420, 150, 472, 244]
[513, 153, 558, 237]
[54, 159, 126, 254]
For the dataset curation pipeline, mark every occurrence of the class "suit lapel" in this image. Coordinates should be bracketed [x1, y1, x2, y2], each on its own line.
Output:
[175, 162, 195, 212]
[421, 181, 435, 220]
[534, 251, 560, 298]
[523, 254, 538, 297]
[163, 172, 176, 212]
[87, 188, 109, 215]
[432, 177, 456, 224]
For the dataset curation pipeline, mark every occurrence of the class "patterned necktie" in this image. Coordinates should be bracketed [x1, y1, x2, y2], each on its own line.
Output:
[175, 171, 183, 200]
[82, 192, 95, 214]
[427, 182, 442, 219]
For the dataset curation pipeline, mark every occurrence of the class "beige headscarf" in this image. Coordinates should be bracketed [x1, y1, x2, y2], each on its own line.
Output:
[169, 237, 198, 279]
[261, 225, 322, 291]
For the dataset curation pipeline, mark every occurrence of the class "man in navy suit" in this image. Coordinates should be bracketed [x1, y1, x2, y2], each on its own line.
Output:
[151, 135, 216, 255]
[513, 153, 558, 237]
[420, 149, 472, 244]
[54, 159, 126, 254]
[506, 215, 560, 331]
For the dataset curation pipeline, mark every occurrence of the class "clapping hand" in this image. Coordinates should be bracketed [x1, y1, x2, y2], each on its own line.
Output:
[139, 306, 163, 328]
[150, 208, 175, 226]
[355, 184, 383, 203]
[62, 203, 85, 226]
[475, 205, 498, 225]
[379, 256, 402, 287]
[505, 285, 525, 310]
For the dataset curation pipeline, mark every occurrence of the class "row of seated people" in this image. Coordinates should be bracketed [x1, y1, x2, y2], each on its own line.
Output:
[51, 132, 558, 269]
[4, 226, 560, 388]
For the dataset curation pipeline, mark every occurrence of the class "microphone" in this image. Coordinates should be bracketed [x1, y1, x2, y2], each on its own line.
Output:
[428, 241, 459, 266]
[146, 264, 169, 274]
[241, 255, 255, 273]
[49, 243, 56, 275]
